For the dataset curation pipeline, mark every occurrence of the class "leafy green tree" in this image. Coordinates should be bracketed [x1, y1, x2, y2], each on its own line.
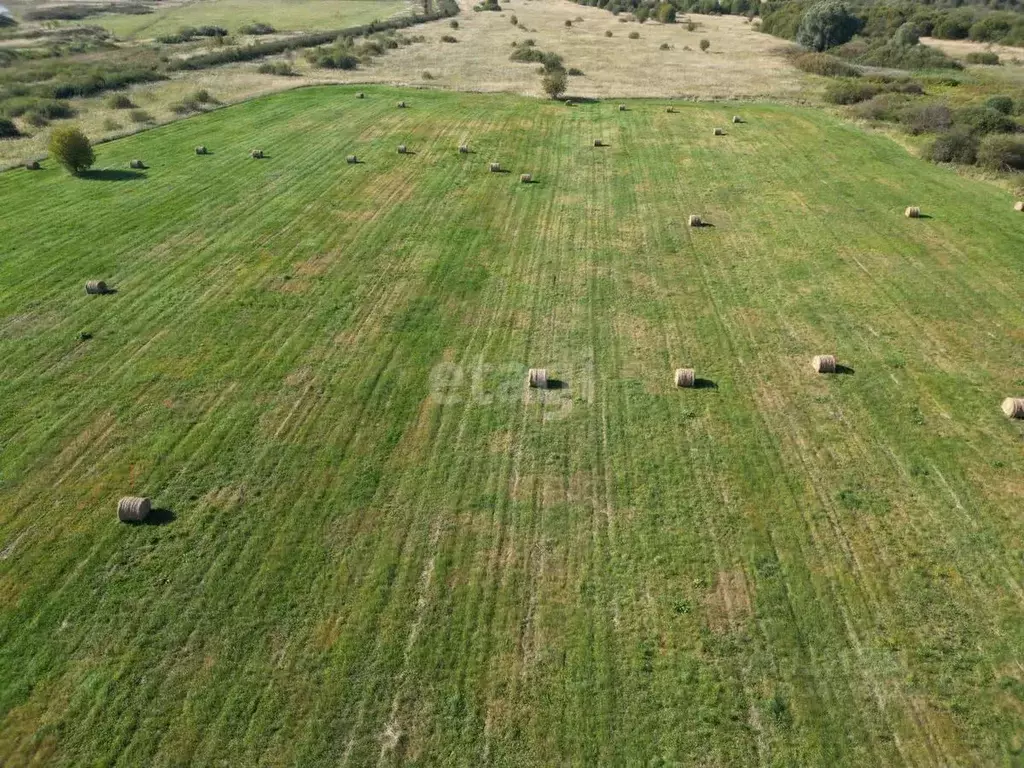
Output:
[796, 1, 860, 51]
[656, 3, 676, 23]
[48, 125, 94, 175]
[541, 67, 567, 99]
[893, 22, 920, 47]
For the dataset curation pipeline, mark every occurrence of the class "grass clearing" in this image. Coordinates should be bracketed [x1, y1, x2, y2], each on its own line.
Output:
[1, 85, 1023, 765]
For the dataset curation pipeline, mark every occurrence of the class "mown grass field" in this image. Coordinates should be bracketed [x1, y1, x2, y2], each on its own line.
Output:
[1, 85, 1023, 766]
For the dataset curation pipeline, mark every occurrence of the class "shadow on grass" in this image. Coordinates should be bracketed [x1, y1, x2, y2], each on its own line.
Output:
[693, 378, 718, 389]
[81, 169, 146, 181]
[567, 96, 602, 104]
[137, 508, 176, 526]
[545, 378, 568, 390]
[835, 365, 855, 375]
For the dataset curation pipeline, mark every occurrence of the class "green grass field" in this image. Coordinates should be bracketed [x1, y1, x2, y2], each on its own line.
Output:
[95, 0, 411, 39]
[1, 85, 1023, 766]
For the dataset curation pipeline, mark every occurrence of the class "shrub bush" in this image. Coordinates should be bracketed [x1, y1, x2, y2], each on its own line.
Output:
[629, 31, 640, 39]
[102, 117, 121, 131]
[954, 106, 1019, 135]
[157, 25, 228, 44]
[928, 129, 979, 164]
[450, 19, 459, 28]
[49, 125, 94, 174]
[854, 41, 961, 70]
[899, 103, 952, 134]
[699, 38, 709, 51]
[893, 22, 920, 47]
[796, 0, 861, 52]
[567, 66, 584, 75]
[660, 42, 670, 50]
[238, 22, 276, 35]
[440, 34, 457, 42]
[106, 93, 135, 109]
[965, 51, 999, 65]
[422, 70, 434, 79]
[851, 93, 905, 122]
[0, 117, 19, 139]
[985, 96, 1014, 115]
[793, 51, 859, 77]
[565, 19, 572, 27]
[257, 61, 296, 75]
[542, 67, 567, 99]
[824, 80, 879, 104]
[605, 30, 613, 37]
[977, 135, 1024, 170]
[128, 109, 154, 123]
[509, 15, 516, 24]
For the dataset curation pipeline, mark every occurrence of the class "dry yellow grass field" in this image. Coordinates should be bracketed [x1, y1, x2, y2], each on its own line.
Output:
[0, 0, 808, 167]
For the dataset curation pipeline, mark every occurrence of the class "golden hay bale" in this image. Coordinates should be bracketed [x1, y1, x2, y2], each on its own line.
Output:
[489, 162, 501, 172]
[346, 155, 358, 164]
[905, 206, 921, 218]
[117, 496, 151, 522]
[675, 368, 695, 388]
[398, 144, 408, 154]
[714, 128, 724, 136]
[397, 100, 407, 108]
[129, 159, 144, 169]
[688, 215, 702, 227]
[1002, 397, 1024, 419]
[356, 92, 365, 98]
[1014, 201, 1023, 212]
[812, 354, 836, 374]
[25, 160, 41, 170]
[732, 115, 742, 124]
[195, 146, 208, 155]
[618, 104, 626, 111]
[251, 149, 264, 159]
[520, 173, 532, 183]
[528, 368, 548, 389]
[459, 144, 469, 154]
[85, 280, 107, 295]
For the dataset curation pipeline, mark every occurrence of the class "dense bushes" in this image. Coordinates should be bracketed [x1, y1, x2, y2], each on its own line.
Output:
[985, 96, 1015, 115]
[257, 61, 296, 75]
[823, 80, 879, 104]
[977, 135, 1024, 171]
[965, 52, 1000, 65]
[238, 22, 276, 35]
[953, 106, 1019, 135]
[792, 51, 859, 77]
[49, 125, 94, 174]
[106, 93, 135, 109]
[795, 1, 861, 51]
[157, 26, 228, 44]
[0, 117, 18, 139]
[928, 130, 979, 164]
[24, 3, 149, 21]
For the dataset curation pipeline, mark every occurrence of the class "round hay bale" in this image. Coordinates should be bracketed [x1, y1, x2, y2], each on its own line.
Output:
[1002, 397, 1024, 419]
[905, 206, 921, 218]
[618, 104, 626, 111]
[459, 144, 469, 154]
[714, 128, 724, 136]
[520, 173, 532, 183]
[489, 162, 501, 172]
[688, 215, 702, 227]
[195, 146, 208, 155]
[666, 106, 676, 113]
[251, 149, 264, 159]
[397, 100, 407, 108]
[346, 154, 358, 164]
[675, 368, 695, 388]
[26, 160, 41, 171]
[356, 92, 365, 98]
[129, 159, 144, 169]
[812, 354, 837, 374]
[398, 144, 408, 154]
[732, 115, 742, 124]
[1014, 201, 1023, 212]
[85, 280, 107, 295]
[528, 368, 548, 389]
[117, 496, 151, 522]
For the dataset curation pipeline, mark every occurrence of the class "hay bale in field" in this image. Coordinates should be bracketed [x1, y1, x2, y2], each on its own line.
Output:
[397, 100, 407, 108]
[459, 144, 469, 154]
[666, 106, 676, 113]
[520, 173, 532, 183]
[675, 368, 695, 388]
[129, 159, 144, 169]
[528, 368, 548, 389]
[1002, 397, 1024, 419]
[195, 146, 208, 155]
[618, 104, 627, 111]
[812, 354, 836, 374]
[398, 144, 408, 154]
[732, 115, 742, 124]
[489, 162, 501, 172]
[85, 280, 107, 295]
[251, 149, 264, 159]
[1014, 201, 1023, 212]
[688, 215, 702, 227]
[117, 496, 151, 522]
[356, 92, 365, 98]
[905, 206, 921, 218]
[26, 160, 41, 171]
[714, 127, 724, 136]
[346, 154, 358, 164]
